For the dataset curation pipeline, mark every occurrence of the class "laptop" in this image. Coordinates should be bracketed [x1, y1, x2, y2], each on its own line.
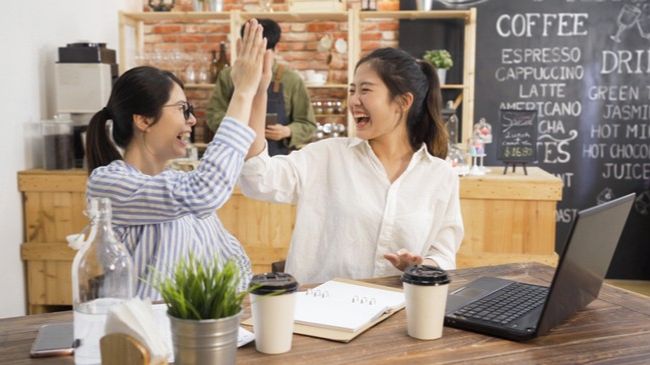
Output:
[444, 193, 636, 341]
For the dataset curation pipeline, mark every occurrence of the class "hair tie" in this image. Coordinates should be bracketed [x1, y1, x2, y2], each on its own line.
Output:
[102, 107, 113, 119]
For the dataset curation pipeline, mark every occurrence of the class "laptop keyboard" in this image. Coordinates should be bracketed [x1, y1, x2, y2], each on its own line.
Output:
[454, 282, 549, 325]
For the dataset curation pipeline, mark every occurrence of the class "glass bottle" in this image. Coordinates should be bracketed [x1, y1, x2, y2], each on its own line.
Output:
[209, 49, 219, 83]
[216, 42, 230, 78]
[72, 198, 134, 365]
[447, 113, 459, 145]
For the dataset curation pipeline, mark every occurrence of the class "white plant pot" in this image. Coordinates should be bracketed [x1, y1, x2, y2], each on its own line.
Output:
[437, 69, 447, 85]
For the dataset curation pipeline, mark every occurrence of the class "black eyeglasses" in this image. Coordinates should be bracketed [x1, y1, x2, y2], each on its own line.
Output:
[163, 101, 194, 121]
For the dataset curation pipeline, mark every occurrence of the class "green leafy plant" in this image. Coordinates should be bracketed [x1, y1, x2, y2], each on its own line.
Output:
[152, 254, 249, 320]
[423, 49, 453, 70]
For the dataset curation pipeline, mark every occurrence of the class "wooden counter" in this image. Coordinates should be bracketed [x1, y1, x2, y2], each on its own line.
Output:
[457, 167, 562, 268]
[18, 167, 561, 313]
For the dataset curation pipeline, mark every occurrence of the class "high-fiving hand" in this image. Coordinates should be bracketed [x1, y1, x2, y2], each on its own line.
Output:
[257, 48, 274, 97]
[231, 19, 267, 98]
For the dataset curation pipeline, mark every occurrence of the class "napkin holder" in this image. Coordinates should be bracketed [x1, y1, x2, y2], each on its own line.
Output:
[100, 333, 168, 365]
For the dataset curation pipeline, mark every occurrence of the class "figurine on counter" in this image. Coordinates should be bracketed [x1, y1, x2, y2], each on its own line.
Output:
[84, 20, 268, 299]
[239, 47, 464, 285]
[474, 117, 493, 144]
[468, 137, 486, 176]
[468, 117, 493, 175]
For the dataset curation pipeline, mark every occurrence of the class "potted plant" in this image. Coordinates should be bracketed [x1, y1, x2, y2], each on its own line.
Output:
[148, 0, 175, 12]
[423, 49, 453, 84]
[153, 254, 248, 365]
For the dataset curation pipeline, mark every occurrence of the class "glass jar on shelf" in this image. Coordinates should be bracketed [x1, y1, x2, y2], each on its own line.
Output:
[313, 101, 324, 114]
[325, 100, 335, 114]
[197, 65, 209, 84]
[184, 63, 196, 84]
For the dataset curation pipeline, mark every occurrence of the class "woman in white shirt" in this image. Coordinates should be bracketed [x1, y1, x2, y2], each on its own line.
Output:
[240, 47, 464, 284]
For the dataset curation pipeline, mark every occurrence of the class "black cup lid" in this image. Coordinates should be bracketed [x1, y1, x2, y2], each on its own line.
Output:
[401, 265, 450, 286]
[249, 272, 298, 295]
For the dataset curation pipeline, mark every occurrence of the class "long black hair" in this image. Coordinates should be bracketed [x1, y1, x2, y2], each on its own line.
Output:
[356, 48, 448, 158]
[85, 66, 184, 173]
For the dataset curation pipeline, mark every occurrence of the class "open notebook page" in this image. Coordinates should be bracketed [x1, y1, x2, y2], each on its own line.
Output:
[294, 280, 405, 333]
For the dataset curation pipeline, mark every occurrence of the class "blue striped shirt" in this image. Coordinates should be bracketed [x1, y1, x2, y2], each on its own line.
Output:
[86, 118, 255, 300]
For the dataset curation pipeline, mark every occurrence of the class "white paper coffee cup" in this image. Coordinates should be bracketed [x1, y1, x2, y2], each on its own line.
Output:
[249, 273, 298, 354]
[401, 265, 451, 340]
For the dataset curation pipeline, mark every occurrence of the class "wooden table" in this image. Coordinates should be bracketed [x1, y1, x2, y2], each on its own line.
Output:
[2, 263, 650, 364]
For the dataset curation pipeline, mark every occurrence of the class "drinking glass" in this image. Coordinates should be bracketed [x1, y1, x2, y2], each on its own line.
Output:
[636, 4, 650, 39]
[611, 4, 642, 42]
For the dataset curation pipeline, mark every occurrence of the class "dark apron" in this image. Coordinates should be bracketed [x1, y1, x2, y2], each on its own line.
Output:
[267, 65, 290, 156]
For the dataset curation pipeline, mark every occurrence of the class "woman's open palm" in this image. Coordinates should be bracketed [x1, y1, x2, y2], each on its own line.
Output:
[231, 19, 267, 97]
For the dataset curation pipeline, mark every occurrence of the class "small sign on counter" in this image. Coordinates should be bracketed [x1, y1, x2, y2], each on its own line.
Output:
[497, 109, 538, 174]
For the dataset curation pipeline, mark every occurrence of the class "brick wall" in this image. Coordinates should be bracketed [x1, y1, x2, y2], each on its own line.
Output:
[139, 0, 398, 143]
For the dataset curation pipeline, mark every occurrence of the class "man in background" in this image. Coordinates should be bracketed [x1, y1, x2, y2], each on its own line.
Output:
[207, 18, 316, 155]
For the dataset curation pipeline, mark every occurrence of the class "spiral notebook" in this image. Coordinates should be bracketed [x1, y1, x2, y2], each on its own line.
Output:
[294, 279, 405, 333]
[294, 278, 406, 342]
[243, 278, 405, 342]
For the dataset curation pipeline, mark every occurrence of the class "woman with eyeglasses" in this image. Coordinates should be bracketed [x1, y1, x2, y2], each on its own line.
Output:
[84, 19, 270, 299]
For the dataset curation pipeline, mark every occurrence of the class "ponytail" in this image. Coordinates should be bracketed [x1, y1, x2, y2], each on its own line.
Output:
[417, 60, 448, 159]
[85, 107, 122, 174]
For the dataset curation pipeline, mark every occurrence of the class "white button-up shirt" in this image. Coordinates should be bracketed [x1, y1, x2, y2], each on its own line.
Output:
[239, 137, 464, 285]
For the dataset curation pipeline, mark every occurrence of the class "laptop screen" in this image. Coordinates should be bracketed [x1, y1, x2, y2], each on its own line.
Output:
[537, 193, 635, 335]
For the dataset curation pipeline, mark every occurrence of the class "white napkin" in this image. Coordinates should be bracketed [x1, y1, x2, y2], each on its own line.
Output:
[105, 298, 171, 365]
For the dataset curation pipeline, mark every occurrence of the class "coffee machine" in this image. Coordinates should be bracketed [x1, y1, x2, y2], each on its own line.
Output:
[54, 42, 118, 168]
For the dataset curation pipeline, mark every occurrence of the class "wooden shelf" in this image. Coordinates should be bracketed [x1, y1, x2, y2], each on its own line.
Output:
[185, 83, 216, 89]
[122, 10, 469, 22]
[240, 11, 348, 22]
[120, 11, 230, 22]
[183, 83, 459, 90]
[315, 113, 346, 117]
[360, 10, 472, 21]
[185, 83, 348, 90]
[441, 84, 464, 90]
[306, 83, 348, 89]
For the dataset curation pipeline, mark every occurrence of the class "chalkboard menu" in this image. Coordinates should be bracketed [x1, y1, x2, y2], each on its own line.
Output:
[461, 0, 650, 279]
[497, 109, 538, 163]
